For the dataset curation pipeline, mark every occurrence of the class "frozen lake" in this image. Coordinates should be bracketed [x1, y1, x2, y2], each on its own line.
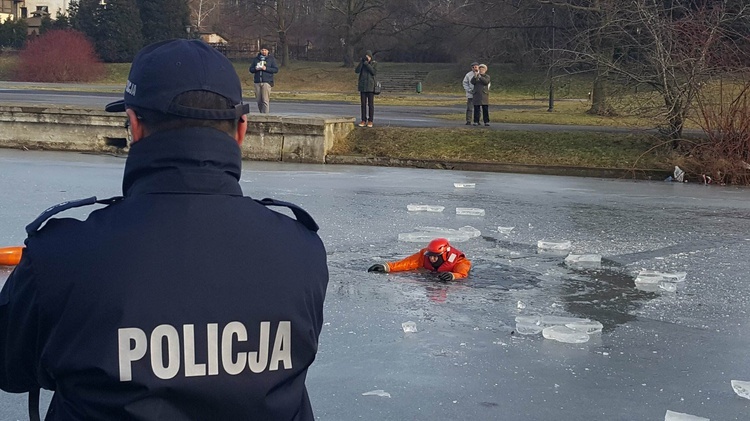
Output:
[1, 148, 749, 420]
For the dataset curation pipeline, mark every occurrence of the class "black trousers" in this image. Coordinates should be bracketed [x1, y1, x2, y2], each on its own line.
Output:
[473, 105, 489, 123]
[360, 92, 375, 122]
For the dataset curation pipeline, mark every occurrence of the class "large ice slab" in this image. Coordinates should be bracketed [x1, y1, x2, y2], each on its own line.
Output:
[398, 226, 481, 243]
[453, 183, 476, 188]
[664, 410, 709, 421]
[542, 326, 590, 343]
[635, 270, 687, 284]
[565, 320, 603, 334]
[407, 204, 445, 212]
[537, 240, 572, 250]
[565, 254, 602, 264]
[456, 207, 485, 216]
[731, 379, 750, 399]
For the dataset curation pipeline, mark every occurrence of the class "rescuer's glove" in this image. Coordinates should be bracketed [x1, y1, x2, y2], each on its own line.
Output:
[438, 272, 454, 282]
[368, 264, 386, 273]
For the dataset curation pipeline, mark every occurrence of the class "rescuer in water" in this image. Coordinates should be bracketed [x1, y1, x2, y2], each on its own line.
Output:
[367, 238, 472, 282]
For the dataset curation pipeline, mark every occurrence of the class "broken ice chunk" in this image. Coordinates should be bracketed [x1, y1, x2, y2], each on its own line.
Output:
[516, 300, 526, 309]
[515, 323, 543, 335]
[564, 254, 602, 264]
[664, 410, 709, 421]
[658, 281, 678, 292]
[399, 226, 481, 243]
[402, 321, 417, 333]
[537, 240, 572, 250]
[407, 204, 445, 212]
[453, 183, 476, 188]
[362, 389, 392, 398]
[498, 226, 515, 234]
[731, 379, 750, 400]
[635, 270, 687, 284]
[456, 208, 485, 216]
[515, 315, 542, 335]
[565, 320, 603, 334]
[542, 326, 590, 344]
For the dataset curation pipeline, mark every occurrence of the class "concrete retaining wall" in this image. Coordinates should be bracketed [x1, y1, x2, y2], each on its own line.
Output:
[0, 105, 354, 163]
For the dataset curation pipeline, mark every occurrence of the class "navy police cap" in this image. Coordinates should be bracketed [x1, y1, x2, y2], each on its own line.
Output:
[105, 39, 250, 120]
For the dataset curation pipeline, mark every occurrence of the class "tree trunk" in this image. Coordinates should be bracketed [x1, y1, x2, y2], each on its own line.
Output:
[588, 71, 607, 115]
[278, 30, 289, 67]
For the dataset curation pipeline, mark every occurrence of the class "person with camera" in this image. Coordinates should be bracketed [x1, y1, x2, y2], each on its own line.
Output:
[355, 49, 378, 127]
[249, 45, 279, 113]
[471, 64, 491, 126]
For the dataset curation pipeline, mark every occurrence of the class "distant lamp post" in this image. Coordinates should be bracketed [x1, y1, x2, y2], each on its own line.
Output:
[547, 6, 555, 113]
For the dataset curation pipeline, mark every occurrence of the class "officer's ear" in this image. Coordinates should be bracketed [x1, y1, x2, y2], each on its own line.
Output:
[125, 109, 145, 144]
[235, 116, 247, 146]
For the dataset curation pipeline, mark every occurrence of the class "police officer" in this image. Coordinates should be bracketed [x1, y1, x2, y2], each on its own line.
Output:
[367, 238, 472, 281]
[0, 39, 329, 420]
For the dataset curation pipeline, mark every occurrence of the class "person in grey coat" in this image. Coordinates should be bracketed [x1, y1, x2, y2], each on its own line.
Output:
[355, 49, 378, 127]
[471, 64, 490, 126]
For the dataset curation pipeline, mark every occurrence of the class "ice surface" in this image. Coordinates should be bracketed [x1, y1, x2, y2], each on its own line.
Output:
[565, 320, 604, 334]
[402, 321, 417, 333]
[398, 226, 481, 243]
[453, 183, 476, 188]
[407, 204, 445, 212]
[497, 226, 515, 234]
[362, 390, 392, 398]
[537, 240, 572, 250]
[664, 410, 709, 421]
[542, 326, 590, 343]
[564, 254, 602, 263]
[455, 207, 485, 216]
[731, 380, 750, 399]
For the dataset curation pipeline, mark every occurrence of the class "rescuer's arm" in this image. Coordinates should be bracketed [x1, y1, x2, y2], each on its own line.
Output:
[384, 249, 425, 273]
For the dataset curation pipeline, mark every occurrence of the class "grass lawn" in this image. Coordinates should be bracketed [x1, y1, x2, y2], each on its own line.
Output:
[332, 127, 676, 171]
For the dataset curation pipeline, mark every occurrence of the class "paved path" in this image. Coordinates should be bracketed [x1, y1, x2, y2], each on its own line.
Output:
[0, 82, 650, 133]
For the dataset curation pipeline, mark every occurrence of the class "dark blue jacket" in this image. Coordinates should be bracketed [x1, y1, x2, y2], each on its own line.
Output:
[249, 53, 279, 86]
[0, 127, 328, 420]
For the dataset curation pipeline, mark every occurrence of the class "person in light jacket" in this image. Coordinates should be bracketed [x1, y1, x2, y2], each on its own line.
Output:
[462, 62, 479, 125]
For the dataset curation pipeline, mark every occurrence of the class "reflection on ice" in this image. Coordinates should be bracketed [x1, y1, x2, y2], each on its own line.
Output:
[398, 226, 481, 243]
[664, 410, 709, 421]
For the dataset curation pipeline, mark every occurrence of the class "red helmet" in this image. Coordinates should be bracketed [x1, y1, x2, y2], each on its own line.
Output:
[425, 238, 450, 257]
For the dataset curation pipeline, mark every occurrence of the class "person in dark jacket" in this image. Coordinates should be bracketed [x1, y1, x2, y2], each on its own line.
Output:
[249, 46, 279, 113]
[471, 63, 491, 126]
[0, 39, 329, 421]
[355, 49, 378, 127]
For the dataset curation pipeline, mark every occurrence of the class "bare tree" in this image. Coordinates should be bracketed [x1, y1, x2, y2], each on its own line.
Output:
[325, 0, 391, 66]
[190, 0, 219, 31]
[246, 0, 305, 66]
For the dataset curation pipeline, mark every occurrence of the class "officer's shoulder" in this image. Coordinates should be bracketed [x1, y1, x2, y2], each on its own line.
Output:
[251, 197, 319, 232]
[25, 196, 123, 236]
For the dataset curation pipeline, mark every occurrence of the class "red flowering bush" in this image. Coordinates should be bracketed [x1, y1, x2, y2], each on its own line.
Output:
[16, 29, 105, 82]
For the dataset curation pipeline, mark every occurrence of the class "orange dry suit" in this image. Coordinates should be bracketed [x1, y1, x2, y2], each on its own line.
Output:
[384, 246, 471, 280]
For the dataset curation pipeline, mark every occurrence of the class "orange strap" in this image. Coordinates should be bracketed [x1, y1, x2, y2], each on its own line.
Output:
[0, 246, 23, 266]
